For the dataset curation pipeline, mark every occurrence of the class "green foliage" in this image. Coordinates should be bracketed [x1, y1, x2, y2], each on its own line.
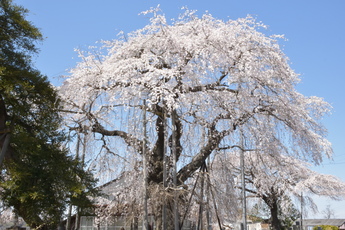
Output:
[313, 225, 339, 230]
[1, 147, 99, 228]
[0, 0, 99, 228]
[249, 196, 300, 230]
[0, 0, 42, 69]
[248, 202, 270, 222]
[279, 197, 300, 230]
[280, 210, 299, 229]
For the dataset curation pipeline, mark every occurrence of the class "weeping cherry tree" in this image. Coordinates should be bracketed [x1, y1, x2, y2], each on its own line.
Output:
[59, 8, 332, 229]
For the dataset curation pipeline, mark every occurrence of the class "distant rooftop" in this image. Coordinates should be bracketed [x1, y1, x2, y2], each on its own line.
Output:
[303, 219, 345, 227]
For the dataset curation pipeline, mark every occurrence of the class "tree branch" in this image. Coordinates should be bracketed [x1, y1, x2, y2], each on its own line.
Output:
[177, 128, 223, 184]
[91, 122, 144, 154]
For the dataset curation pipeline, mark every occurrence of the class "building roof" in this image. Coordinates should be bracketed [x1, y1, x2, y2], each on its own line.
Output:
[303, 219, 345, 227]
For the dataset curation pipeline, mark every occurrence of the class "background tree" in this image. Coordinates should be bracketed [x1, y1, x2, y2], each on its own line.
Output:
[322, 205, 335, 219]
[213, 150, 345, 229]
[247, 199, 299, 230]
[313, 225, 338, 230]
[248, 202, 270, 222]
[60, 8, 333, 229]
[0, 0, 99, 228]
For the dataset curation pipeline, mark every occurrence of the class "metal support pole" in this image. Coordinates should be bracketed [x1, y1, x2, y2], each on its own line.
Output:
[300, 192, 303, 230]
[172, 111, 179, 230]
[75, 132, 87, 230]
[197, 165, 205, 230]
[240, 132, 247, 230]
[143, 100, 149, 230]
[163, 109, 167, 230]
[206, 157, 211, 230]
[67, 133, 81, 230]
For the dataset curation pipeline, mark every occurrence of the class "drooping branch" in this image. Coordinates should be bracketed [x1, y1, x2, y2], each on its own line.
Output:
[100, 135, 129, 162]
[185, 72, 238, 94]
[177, 128, 223, 184]
[187, 84, 237, 94]
[91, 122, 144, 154]
[177, 104, 270, 184]
[216, 145, 256, 152]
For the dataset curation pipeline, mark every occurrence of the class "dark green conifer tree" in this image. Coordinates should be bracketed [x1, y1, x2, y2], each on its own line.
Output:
[0, 1, 98, 228]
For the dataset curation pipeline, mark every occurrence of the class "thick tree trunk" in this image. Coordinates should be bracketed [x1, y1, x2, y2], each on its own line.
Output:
[0, 94, 12, 167]
[91, 106, 226, 230]
[262, 193, 282, 230]
[151, 184, 178, 230]
[0, 94, 7, 131]
[0, 131, 10, 167]
[154, 209, 176, 230]
[269, 201, 282, 230]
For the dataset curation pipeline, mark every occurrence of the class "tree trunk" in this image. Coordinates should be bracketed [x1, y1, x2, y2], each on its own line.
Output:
[153, 186, 180, 230]
[262, 193, 282, 230]
[0, 94, 13, 167]
[0, 131, 11, 167]
[270, 201, 282, 230]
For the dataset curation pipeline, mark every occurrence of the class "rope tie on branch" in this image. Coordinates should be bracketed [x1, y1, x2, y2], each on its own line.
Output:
[0, 128, 10, 134]
[0, 128, 11, 141]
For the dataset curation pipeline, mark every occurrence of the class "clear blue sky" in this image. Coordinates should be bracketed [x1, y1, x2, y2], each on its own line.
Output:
[15, 0, 345, 219]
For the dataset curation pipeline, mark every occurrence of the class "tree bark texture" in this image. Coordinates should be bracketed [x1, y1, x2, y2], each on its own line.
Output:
[0, 94, 13, 167]
[262, 193, 283, 230]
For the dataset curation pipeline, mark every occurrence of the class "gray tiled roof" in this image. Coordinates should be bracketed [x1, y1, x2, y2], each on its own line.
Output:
[303, 219, 345, 226]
